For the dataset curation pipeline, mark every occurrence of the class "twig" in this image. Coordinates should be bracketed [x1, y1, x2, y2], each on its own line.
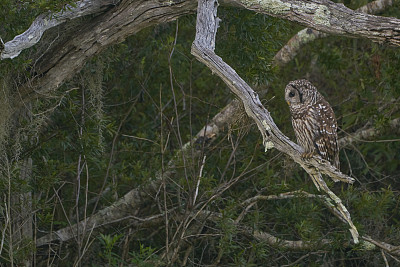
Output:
[193, 155, 206, 206]
[382, 249, 390, 267]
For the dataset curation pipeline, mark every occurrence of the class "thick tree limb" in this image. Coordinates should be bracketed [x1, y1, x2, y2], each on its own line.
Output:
[19, 0, 396, 183]
[36, 174, 163, 246]
[230, 0, 400, 46]
[273, 0, 394, 66]
[15, 0, 198, 108]
[192, 1, 353, 183]
[4, 0, 400, 63]
[0, 0, 118, 60]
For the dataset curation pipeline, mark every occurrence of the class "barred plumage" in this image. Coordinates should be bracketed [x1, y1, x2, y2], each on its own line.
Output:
[285, 79, 339, 169]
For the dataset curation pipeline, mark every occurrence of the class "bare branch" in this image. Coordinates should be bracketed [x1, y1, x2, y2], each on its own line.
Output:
[362, 235, 400, 257]
[252, 230, 331, 250]
[32, 0, 400, 251]
[15, 0, 198, 108]
[240, 190, 323, 205]
[0, 0, 118, 60]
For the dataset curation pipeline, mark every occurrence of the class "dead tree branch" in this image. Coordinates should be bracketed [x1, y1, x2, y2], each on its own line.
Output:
[0, 0, 118, 60]
[31, 0, 400, 252]
[198, 210, 400, 256]
[36, 98, 232, 246]
[191, 0, 359, 243]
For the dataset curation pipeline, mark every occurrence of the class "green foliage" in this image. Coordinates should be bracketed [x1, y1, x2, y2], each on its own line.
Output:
[1, 1, 400, 266]
[130, 243, 160, 266]
[217, 7, 291, 84]
[98, 233, 123, 266]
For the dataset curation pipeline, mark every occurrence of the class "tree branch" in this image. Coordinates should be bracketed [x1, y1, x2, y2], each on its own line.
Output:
[15, 0, 198, 109]
[229, 0, 400, 46]
[0, 0, 118, 60]
[273, 0, 394, 66]
[25, 0, 400, 252]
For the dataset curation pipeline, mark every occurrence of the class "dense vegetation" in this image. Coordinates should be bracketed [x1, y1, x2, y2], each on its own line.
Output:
[1, 0, 400, 266]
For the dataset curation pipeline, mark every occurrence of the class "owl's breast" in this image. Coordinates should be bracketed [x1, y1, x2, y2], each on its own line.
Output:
[290, 104, 312, 119]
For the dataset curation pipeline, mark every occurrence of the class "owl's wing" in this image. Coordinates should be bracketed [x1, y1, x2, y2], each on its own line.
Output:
[313, 101, 340, 169]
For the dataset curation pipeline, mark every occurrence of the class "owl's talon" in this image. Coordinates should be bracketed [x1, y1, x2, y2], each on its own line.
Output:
[301, 152, 315, 159]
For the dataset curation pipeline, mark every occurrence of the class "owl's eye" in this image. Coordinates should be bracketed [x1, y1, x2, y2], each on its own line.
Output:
[289, 91, 295, 98]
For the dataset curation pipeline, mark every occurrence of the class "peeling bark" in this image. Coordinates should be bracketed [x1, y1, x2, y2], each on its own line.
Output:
[15, 0, 198, 109]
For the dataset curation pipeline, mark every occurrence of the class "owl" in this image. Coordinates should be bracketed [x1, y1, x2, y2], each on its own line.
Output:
[285, 79, 339, 169]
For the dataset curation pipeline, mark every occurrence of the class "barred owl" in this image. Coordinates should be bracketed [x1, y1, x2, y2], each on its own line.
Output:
[285, 79, 339, 169]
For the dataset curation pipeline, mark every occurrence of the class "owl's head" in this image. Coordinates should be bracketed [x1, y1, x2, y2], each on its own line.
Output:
[285, 79, 319, 107]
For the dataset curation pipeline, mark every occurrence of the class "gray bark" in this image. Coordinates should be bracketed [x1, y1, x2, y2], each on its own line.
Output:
[0, 0, 118, 60]
[36, 102, 234, 246]
[273, 0, 394, 66]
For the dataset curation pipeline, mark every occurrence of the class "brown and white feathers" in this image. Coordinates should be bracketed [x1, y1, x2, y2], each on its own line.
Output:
[285, 79, 339, 169]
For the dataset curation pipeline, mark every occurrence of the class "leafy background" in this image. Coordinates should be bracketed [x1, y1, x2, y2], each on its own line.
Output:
[0, 0, 400, 266]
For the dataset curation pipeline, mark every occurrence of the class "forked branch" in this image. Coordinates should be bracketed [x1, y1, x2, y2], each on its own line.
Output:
[191, 0, 359, 243]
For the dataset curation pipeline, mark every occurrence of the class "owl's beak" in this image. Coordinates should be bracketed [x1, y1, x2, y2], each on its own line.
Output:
[286, 101, 290, 106]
